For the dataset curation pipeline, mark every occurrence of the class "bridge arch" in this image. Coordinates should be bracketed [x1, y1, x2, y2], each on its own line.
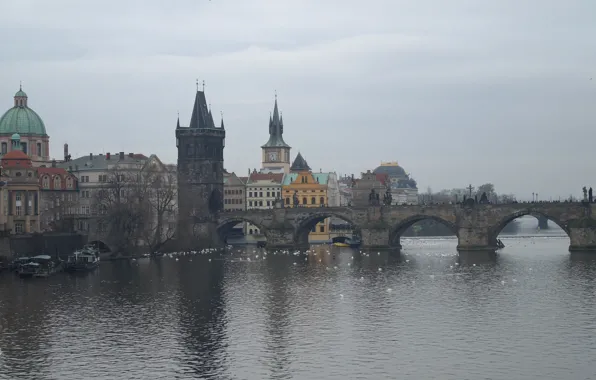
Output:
[88, 240, 111, 253]
[490, 208, 570, 241]
[294, 211, 359, 246]
[216, 217, 268, 245]
[389, 215, 458, 247]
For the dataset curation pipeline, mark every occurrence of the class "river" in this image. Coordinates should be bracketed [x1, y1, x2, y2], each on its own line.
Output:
[1, 234, 595, 379]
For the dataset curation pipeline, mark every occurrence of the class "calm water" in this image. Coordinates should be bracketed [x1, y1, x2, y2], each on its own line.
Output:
[1, 236, 596, 380]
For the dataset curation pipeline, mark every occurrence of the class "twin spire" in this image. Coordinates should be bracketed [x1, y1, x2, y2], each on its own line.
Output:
[178, 82, 224, 130]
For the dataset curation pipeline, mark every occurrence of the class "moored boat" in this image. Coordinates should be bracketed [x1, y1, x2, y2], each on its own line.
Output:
[65, 245, 100, 273]
[17, 255, 61, 278]
[331, 236, 362, 248]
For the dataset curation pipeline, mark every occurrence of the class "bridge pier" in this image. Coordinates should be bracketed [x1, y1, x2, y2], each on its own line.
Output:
[456, 227, 496, 252]
[569, 225, 596, 252]
[360, 228, 390, 249]
[265, 228, 295, 250]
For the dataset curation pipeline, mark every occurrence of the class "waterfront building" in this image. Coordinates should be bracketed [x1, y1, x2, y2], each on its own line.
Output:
[0, 86, 51, 163]
[55, 152, 176, 243]
[260, 96, 291, 174]
[373, 161, 418, 205]
[0, 134, 41, 234]
[245, 171, 283, 236]
[223, 171, 246, 212]
[282, 153, 331, 242]
[38, 164, 80, 232]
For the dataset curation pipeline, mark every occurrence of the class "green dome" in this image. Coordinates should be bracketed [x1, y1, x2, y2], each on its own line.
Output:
[11, 133, 20, 140]
[0, 106, 47, 136]
[15, 89, 27, 97]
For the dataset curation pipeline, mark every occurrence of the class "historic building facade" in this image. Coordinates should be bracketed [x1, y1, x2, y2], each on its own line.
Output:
[175, 89, 225, 245]
[245, 171, 283, 236]
[0, 134, 41, 234]
[373, 162, 418, 205]
[38, 164, 80, 232]
[351, 170, 389, 207]
[282, 153, 332, 242]
[260, 96, 291, 174]
[0, 86, 50, 163]
[223, 172, 246, 212]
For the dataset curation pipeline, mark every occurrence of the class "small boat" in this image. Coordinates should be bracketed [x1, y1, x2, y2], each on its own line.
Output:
[64, 245, 100, 273]
[18, 255, 61, 278]
[331, 236, 361, 248]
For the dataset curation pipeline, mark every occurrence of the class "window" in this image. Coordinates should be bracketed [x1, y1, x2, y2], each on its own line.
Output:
[1, 142, 6, 154]
[258, 200, 263, 206]
[266, 201, 270, 207]
[320, 197, 325, 205]
[15, 193, 21, 202]
[66, 176, 73, 189]
[311, 197, 316, 204]
[277, 192, 280, 198]
[249, 229, 253, 235]
[54, 176, 61, 189]
[285, 198, 289, 205]
[15, 206, 22, 216]
[249, 191, 252, 197]
[21, 142, 27, 154]
[266, 192, 270, 197]
[259, 192, 263, 197]
[320, 226, 325, 233]
[37, 143, 42, 156]
[14, 222, 23, 233]
[99, 175, 107, 182]
[249, 201, 253, 207]
[302, 197, 307, 204]
[42, 176, 50, 189]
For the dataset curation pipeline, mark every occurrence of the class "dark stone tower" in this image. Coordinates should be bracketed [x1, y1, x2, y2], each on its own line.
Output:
[176, 88, 225, 248]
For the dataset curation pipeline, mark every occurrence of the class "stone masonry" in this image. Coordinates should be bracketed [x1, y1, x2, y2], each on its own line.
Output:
[212, 202, 596, 252]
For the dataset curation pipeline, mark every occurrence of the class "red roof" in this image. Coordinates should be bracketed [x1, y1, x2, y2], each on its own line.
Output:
[376, 173, 389, 185]
[238, 176, 248, 184]
[38, 167, 72, 177]
[248, 172, 284, 183]
[1, 150, 32, 168]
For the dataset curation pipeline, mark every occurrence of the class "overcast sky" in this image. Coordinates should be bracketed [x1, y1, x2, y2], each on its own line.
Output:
[0, 0, 594, 200]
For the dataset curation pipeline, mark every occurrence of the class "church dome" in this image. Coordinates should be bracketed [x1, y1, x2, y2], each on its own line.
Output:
[0, 89, 48, 136]
[373, 162, 407, 177]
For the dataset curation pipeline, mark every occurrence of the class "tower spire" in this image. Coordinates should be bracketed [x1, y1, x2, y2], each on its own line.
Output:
[220, 111, 225, 129]
[176, 111, 180, 128]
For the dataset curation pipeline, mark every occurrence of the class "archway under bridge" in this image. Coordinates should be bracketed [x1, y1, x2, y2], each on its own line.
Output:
[293, 212, 360, 247]
[389, 215, 458, 249]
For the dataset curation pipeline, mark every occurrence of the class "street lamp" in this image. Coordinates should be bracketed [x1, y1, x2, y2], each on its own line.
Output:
[536, 193, 538, 202]
[532, 192, 535, 202]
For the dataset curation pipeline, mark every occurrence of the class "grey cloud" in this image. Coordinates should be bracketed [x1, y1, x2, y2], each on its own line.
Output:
[0, 0, 594, 199]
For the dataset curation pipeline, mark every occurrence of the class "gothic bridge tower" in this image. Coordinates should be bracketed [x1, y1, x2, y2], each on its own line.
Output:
[176, 86, 225, 248]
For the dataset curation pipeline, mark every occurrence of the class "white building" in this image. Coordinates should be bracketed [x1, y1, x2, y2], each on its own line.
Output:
[245, 171, 284, 236]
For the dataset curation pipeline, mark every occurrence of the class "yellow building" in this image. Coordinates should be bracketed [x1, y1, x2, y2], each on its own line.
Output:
[282, 153, 330, 242]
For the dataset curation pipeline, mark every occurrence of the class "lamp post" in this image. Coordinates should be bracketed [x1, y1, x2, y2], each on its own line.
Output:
[536, 193, 538, 202]
[532, 192, 535, 202]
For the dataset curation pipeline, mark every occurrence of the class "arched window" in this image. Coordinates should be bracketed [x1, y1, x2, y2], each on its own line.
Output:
[53, 176, 61, 189]
[285, 198, 289, 205]
[302, 197, 307, 205]
[42, 176, 50, 189]
[1, 142, 6, 154]
[311, 197, 316, 204]
[37, 143, 42, 156]
[320, 197, 325, 205]
[66, 176, 73, 189]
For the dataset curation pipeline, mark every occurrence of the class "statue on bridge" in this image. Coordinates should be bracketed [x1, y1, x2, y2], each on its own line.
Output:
[479, 192, 489, 204]
[368, 188, 380, 206]
[383, 187, 393, 206]
[590, 187, 593, 203]
[583, 186, 588, 202]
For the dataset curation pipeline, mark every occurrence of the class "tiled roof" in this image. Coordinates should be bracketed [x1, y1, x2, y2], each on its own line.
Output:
[290, 152, 310, 172]
[281, 172, 330, 186]
[56, 153, 149, 171]
[38, 167, 72, 177]
[247, 172, 284, 184]
[1, 150, 32, 167]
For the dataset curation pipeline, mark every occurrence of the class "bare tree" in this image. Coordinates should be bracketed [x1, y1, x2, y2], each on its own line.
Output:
[93, 159, 177, 255]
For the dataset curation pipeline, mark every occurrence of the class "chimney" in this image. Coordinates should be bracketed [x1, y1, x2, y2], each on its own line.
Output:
[51, 159, 56, 168]
[89, 153, 93, 160]
[119, 152, 124, 160]
[128, 152, 133, 158]
[64, 143, 69, 161]
[106, 152, 111, 160]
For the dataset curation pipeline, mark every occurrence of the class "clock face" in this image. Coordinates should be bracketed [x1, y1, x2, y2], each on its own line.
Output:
[268, 152, 278, 161]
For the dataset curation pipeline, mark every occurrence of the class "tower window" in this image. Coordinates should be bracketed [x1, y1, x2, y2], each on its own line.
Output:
[1, 142, 6, 154]
[37, 143, 42, 156]
[21, 142, 27, 154]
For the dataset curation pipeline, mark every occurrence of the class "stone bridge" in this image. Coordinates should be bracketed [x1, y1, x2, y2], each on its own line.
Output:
[213, 202, 596, 252]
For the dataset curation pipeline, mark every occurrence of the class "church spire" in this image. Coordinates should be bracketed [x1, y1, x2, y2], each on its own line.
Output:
[220, 111, 225, 129]
[261, 93, 290, 149]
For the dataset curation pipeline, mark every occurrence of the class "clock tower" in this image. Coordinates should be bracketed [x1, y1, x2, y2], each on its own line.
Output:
[261, 95, 291, 173]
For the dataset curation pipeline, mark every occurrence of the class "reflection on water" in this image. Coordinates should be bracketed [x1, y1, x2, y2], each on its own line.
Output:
[1, 237, 596, 380]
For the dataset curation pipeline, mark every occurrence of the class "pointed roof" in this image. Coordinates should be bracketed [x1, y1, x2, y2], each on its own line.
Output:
[176, 116, 180, 128]
[261, 96, 291, 148]
[220, 116, 225, 129]
[290, 152, 311, 172]
[189, 91, 216, 129]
